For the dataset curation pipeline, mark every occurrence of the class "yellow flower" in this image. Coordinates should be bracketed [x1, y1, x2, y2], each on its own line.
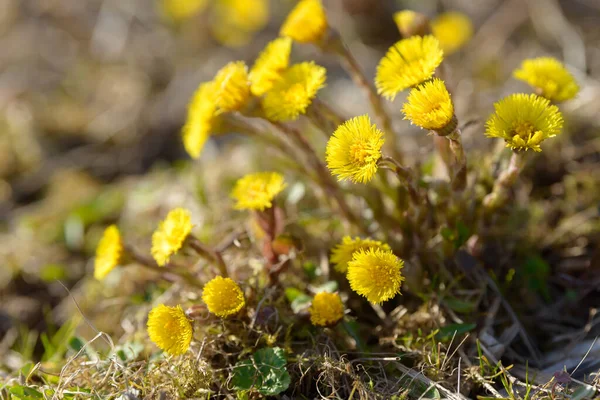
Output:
[249, 37, 293, 96]
[261, 62, 326, 121]
[151, 208, 193, 266]
[160, 0, 208, 22]
[330, 236, 391, 274]
[182, 82, 217, 159]
[94, 225, 123, 280]
[485, 93, 564, 152]
[325, 115, 384, 183]
[147, 304, 193, 356]
[231, 172, 286, 211]
[431, 12, 473, 55]
[393, 10, 429, 38]
[213, 61, 251, 112]
[347, 248, 404, 304]
[280, 0, 328, 44]
[211, 0, 269, 48]
[375, 35, 444, 100]
[513, 57, 579, 102]
[309, 292, 344, 326]
[202, 276, 245, 317]
[402, 78, 454, 131]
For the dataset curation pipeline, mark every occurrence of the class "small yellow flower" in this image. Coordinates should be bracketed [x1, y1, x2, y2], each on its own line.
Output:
[151, 208, 193, 266]
[94, 225, 123, 280]
[309, 292, 344, 326]
[147, 304, 193, 356]
[213, 61, 251, 112]
[280, 0, 328, 44]
[182, 82, 217, 159]
[375, 35, 444, 100]
[431, 12, 473, 55]
[330, 236, 391, 273]
[211, 0, 269, 48]
[160, 0, 208, 22]
[325, 115, 384, 183]
[485, 93, 564, 152]
[231, 172, 286, 211]
[249, 37, 293, 96]
[261, 62, 326, 121]
[202, 276, 245, 317]
[513, 57, 579, 102]
[347, 248, 404, 304]
[393, 10, 429, 38]
[402, 78, 454, 131]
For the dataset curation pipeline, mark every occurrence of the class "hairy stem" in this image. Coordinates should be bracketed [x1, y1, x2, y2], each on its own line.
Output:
[187, 236, 229, 277]
[483, 151, 523, 210]
[379, 156, 421, 205]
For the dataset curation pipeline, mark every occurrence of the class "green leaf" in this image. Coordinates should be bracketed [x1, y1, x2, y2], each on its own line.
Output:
[435, 323, 476, 341]
[284, 288, 304, 302]
[571, 384, 596, 400]
[232, 347, 290, 396]
[443, 297, 476, 314]
[9, 385, 43, 399]
[285, 288, 311, 313]
[39, 264, 67, 282]
[312, 281, 338, 293]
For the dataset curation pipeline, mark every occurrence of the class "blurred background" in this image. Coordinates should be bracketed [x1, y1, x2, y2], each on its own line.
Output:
[0, 0, 599, 374]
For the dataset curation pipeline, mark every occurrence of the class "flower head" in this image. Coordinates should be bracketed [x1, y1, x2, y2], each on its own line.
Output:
[402, 78, 454, 131]
[94, 225, 123, 280]
[513, 57, 579, 102]
[347, 248, 404, 304]
[249, 37, 293, 96]
[211, 0, 269, 47]
[431, 12, 473, 55]
[393, 10, 429, 38]
[280, 0, 328, 44]
[326, 115, 384, 183]
[202, 276, 245, 317]
[231, 172, 286, 211]
[309, 292, 344, 326]
[147, 304, 193, 355]
[375, 35, 444, 100]
[213, 61, 251, 112]
[151, 208, 193, 266]
[160, 0, 207, 22]
[261, 62, 326, 121]
[330, 236, 391, 273]
[485, 93, 564, 152]
[182, 82, 217, 159]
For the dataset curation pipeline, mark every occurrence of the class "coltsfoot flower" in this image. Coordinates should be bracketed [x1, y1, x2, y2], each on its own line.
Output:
[202, 276, 245, 317]
[330, 236, 391, 273]
[211, 0, 269, 47]
[213, 61, 251, 112]
[393, 10, 429, 38]
[309, 292, 344, 326]
[182, 82, 217, 159]
[151, 208, 193, 266]
[513, 57, 579, 102]
[402, 78, 455, 132]
[249, 37, 293, 96]
[325, 115, 384, 184]
[347, 248, 404, 304]
[261, 62, 326, 121]
[147, 304, 193, 356]
[160, 0, 207, 22]
[485, 93, 564, 152]
[94, 225, 123, 280]
[375, 35, 444, 100]
[431, 12, 473, 55]
[280, 0, 328, 44]
[231, 172, 286, 211]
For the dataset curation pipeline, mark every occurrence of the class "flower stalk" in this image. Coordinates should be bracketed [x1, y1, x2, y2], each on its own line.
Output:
[187, 236, 229, 277]
[378, 156, 421, 205]
[483, 151, 523, 210]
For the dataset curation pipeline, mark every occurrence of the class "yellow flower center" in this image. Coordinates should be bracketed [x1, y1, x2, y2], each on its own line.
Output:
[284, 83, 307, 104]
[350, 142, 369, 164]
[513, 122, 535, 140]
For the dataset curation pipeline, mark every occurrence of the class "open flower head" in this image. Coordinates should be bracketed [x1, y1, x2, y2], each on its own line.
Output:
[280, 0, 327, 44]
[211, 0, 269, 47]
[213, 61, 251, 112]
[402, 78, 454, 131]
[261, 62, 326, 121]
[249, 37, 293, 96]
[347, 248, 404, 304]
[513, 57, 579, 102]
[485, 93, 563, 152]
[147, 304, 193, 356]
[330, 236, 391, 273]
[151, 208, 193, 266]
[326, 115, 384, 184]
[94, 225, 123, 280]
[231, 172, 286, 211]
[375, 35, 443, 100]
[202, 276, 245, 317]
[393, 10, 429, 38]
[431, 12, 473, 55]
[182, 82, 217, 159]
[309, 292, 344, 326]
